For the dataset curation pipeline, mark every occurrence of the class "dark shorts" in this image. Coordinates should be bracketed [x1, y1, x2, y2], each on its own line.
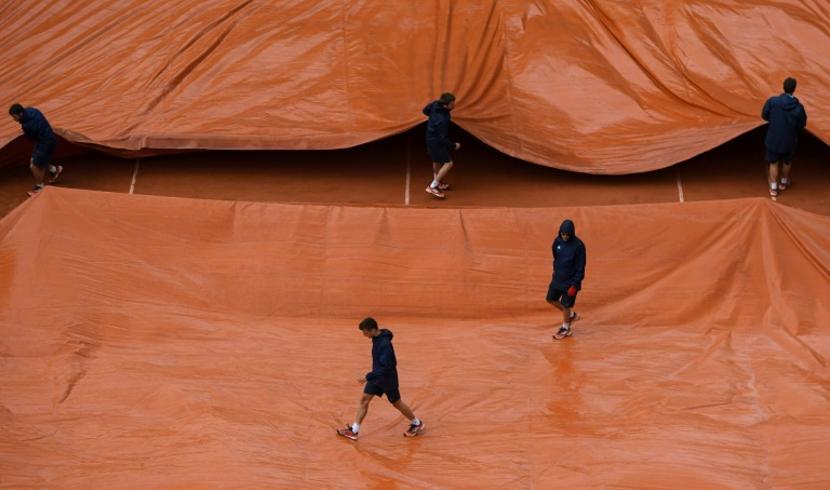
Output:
[546, 282, 577, 308]
[766, 148, 794, 164]
[364, 380, 401, 404]
[427, 141, 452, 164]
[31, 142, 56, 169]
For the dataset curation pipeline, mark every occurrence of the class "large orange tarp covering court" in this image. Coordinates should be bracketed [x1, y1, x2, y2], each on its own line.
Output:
[1, 1, 829, 173]
[1, 188, 829, 487]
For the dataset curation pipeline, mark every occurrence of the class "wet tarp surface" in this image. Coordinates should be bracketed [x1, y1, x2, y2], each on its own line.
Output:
[1, 188, 828, 487]
[0, 1, 828, 173]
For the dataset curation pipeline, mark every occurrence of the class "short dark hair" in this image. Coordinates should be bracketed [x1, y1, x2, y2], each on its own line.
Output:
[438, 92, 456, 105]
[783, 77, 797, 94]
[359, 317, 378, 331]
[9, 103, 23, 116]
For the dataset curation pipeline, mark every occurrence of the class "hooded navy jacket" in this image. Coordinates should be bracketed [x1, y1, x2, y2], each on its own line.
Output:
[551, 219, 586, 290]
[365, 329, 398, 385]
[423, 101, 454, 150]
[20, 107, 57, 147]
[762, 94, 807, 154]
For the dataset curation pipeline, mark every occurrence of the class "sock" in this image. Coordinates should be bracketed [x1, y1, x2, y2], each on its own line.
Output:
[430, 179, 440, 189]
[351, 422, 360, 433]
[49, 165, 57, 173]
[770, 182, 778, 190]
[562, 322, 571, 329]
[781, 177, 790, 185]
[411, 418, 421, 426]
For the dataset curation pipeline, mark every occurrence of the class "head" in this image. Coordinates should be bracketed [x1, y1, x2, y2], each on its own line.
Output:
[8, 103, 23, 122]
[438, 92, 456, 110]
[783, 77, 797, 95]
[359, 317, 380, 338]
[558, 219, 575, 242]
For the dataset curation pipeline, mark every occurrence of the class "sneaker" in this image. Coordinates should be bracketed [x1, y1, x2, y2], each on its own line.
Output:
[437, 182, 451, 191]
[779, 180, 789, 191]
[336, 426, 358, 441]
[27, 184, 44, 197]
[553, 325, 573, 340]
[404, 421, 425, 437]
[425, 186, 445, 199]
[48, 165, 63, 183]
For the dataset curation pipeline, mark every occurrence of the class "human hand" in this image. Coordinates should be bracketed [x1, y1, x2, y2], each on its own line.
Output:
[357, 375, 366, 384]
[567, 285, 577, 297]
[454, 142, 461, 150]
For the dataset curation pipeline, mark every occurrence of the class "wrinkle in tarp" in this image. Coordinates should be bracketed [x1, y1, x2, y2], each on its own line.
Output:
[0, 188, 828, 487]
[0, 1, 828, 173]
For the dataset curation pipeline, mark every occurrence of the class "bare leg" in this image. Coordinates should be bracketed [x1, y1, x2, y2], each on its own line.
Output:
[354, 393, 374, 425]
[781, 162, 792, 185]
[392, 399, 417, 420]
[768, 162, 780, 189]
[434, 161, 454, 185]
[547, 299, 571, 326]
[30, 160, 47, 187]
[433, 162, 441, 182]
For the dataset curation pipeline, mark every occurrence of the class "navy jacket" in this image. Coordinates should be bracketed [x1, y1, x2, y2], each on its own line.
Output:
[365, 329, 397, 385]
[423, 101, 454, 149]
[20, 107, 57, 147]
[551, 220, 586, 290]
[762, 94, 807, 154]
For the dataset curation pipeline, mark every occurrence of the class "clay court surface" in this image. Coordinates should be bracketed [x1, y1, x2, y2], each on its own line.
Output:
[1, 126, 829, 217]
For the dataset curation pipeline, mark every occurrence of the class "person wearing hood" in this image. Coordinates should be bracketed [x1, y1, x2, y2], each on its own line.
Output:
[423, 92, 460, 199]
[762, 77, 807, 199]
[547, 219, 586, 340]
[8, 103, 64, 197]
[337, 317, 424, 440]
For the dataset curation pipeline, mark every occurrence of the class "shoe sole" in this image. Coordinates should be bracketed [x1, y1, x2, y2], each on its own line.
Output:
[404, 423, 425, 437]
[425, 188, 445, 199]
[336, 429, 358, 441]
[49, 166, 63, 184]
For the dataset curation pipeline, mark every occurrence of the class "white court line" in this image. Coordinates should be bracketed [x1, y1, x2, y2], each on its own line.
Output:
[129, 159, 140, 195]
[675, 167, 685, 203]
[405, 133, 412, 205]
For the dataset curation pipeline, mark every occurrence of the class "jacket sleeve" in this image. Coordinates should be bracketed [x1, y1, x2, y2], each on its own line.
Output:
[365, 345, 394, 382]
[441, 119, 454, 150]
[799, 104, 807, 129]
[571, 243, 586, 288]
[761, 98, 771, 121]
[21, 120, 36, 141]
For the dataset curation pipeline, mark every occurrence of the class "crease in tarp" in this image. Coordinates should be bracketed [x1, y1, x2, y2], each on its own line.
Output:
[2, 181, 830, 486]
[1, 1, 828, 172]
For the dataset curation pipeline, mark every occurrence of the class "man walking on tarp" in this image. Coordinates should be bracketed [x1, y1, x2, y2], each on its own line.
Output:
[337, 317, 424, 441]
[547, 219, 586, 340]
[9, 103, 63, 197]
[423, 93, 460, 199]
[762, 77, 807, 200]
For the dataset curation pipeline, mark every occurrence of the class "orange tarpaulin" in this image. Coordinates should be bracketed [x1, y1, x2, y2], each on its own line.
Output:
[1, 1, 828, 173]
[1, 188, 828, 486]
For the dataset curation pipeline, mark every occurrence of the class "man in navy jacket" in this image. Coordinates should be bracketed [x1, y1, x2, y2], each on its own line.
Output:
[423, 92, 460, 199]
[9, 103, 63, 196]
[547, 219, 586, 340]
[337, 317, 424, 440]
[762, 77, 807, 199]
